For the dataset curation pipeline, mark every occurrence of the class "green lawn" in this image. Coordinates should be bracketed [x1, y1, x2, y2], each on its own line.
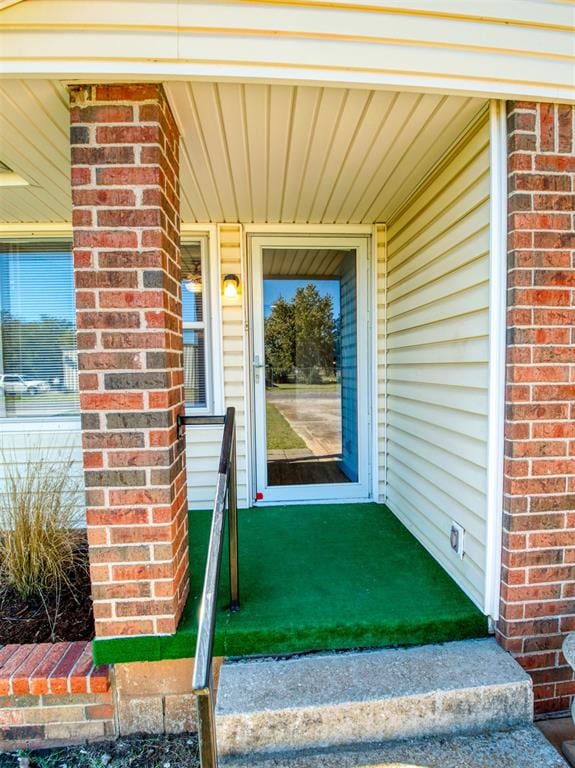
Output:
[266, 402, 306, 450]
[269, 382, 338, 392]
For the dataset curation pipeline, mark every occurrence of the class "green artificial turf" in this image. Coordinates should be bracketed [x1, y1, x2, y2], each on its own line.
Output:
[93, 504, 488, 666]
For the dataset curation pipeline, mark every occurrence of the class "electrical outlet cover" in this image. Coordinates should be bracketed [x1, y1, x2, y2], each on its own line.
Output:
[450, 521, 465, 559]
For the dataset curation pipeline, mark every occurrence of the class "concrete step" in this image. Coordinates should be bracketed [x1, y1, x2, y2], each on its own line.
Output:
[219, 726, 568, 768]
[215, 638, 533, 757]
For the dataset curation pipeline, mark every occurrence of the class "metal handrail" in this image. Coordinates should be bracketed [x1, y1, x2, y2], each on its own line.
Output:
[177, 407, 239, 768]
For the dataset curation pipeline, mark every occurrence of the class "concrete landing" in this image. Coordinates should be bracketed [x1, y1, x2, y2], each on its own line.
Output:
[216, 638, 533, 756]
[220, 727, 567, 768]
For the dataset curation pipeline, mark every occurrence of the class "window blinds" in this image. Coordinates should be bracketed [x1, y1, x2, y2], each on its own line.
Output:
[0, 240, 79, 419]
[182, 240, 209, 410]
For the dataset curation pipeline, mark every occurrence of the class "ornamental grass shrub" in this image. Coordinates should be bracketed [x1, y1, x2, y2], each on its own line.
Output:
[0, 444, 83, 601]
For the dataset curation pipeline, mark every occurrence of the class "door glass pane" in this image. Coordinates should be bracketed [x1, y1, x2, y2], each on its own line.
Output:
[263, 248, 358, 486]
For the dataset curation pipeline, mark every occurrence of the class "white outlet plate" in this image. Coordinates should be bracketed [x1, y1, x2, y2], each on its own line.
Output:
[450, 521, 465, 559]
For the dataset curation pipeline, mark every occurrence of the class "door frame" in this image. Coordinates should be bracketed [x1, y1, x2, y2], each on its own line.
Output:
[246, 229, 373, 505]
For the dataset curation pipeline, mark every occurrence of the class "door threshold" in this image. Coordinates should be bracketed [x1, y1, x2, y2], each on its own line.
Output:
[252, 497, 374, 507]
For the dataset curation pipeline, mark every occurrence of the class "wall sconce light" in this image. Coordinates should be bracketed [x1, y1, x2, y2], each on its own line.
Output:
[223, 274, 241, 299]
[183, 275, 202, 293]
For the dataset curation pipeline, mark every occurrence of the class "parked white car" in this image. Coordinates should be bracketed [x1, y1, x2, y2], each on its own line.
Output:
[0, 374, 50, 395]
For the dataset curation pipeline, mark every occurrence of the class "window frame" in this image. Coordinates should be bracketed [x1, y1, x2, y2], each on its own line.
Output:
[0, 226, 224, 425]
[0, 233, 80, 426]
[181, 226, 224, 417]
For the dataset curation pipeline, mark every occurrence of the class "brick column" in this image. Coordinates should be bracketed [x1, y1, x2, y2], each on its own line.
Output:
[69, 84, 189, 637]
[499, 101, 575, 715]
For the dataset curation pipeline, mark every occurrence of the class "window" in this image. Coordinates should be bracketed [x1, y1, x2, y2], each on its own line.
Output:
[0, 240, 79, 419]
[0, 235, 215, 419]
[182, 238, 211, 412]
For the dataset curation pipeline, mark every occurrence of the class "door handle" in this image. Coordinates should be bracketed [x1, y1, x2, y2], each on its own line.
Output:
[253, 356, 265, 369]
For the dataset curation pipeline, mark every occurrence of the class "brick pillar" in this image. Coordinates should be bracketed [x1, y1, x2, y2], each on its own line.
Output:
[69, 84, 189, 637]
[499, 101, 575, 715]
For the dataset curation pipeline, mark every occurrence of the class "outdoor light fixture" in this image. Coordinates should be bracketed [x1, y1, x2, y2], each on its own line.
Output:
[183, 275, 202, 293]
[223, 274, 240, 299]
[183, 262, 202, 293]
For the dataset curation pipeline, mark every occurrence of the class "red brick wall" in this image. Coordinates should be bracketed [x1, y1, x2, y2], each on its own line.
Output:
[69, 84, 189, 637]
[499, 101, 575, 716]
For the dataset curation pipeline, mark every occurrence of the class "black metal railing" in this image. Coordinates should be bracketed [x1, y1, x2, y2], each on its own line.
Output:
[177, 407, 239, 768]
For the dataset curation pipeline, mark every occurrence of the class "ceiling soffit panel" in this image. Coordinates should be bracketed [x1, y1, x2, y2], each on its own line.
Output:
[165, 82, 486, 225]
[0, 79, 72, 223]
[0, 78, 486, 226]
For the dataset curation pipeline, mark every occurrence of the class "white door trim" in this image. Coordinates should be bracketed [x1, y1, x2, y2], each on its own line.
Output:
[248, 232, 372, 505]
[484, 99, 508, 620]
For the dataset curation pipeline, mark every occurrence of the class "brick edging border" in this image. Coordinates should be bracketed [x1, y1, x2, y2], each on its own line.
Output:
[0, 641, 114, 747]
[0, 641, 109, 696]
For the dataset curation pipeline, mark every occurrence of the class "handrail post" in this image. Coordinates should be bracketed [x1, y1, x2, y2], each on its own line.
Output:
[188, 406, 239, 768]
[196, 686, 218, 768]
[228, 418, 240, 612]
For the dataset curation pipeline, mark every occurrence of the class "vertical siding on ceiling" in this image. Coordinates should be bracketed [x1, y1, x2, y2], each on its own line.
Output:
[166, 82, 484, 226]
[384, 117, 490, 609]
[0, 80, 72, 222]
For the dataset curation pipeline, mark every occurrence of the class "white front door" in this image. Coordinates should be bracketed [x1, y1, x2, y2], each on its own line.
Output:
[250, 234, 371, 504]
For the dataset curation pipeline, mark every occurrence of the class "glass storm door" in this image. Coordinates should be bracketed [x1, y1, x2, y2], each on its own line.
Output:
[250, 235, 371, 504]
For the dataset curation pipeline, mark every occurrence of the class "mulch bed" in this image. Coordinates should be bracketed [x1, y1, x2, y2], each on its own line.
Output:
[0, 734, 199, 768]
[0, 541, 94, 645]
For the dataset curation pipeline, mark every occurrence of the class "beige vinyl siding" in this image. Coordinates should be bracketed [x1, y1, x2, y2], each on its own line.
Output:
[0, 422, 84, 515]
[183, 224, 250, 510]
[384, 117, 490, 608]
[219, 224, 249, 508]
[185, 426, 222, 509]
[0, 421, 233, 516]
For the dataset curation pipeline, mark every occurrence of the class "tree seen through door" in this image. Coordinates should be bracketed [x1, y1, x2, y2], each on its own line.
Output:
[263, 248, 358, 487]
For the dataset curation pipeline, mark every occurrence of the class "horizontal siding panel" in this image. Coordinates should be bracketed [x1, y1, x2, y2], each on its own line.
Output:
[386, 409, 487, 468]
[387, 433, 487, 499]
[387, 136, 490, 240]
[219, 224, 249, 508]
[387, 374, 487, 415]
[387, 204, 490, 289]
[386, 484, 484, 608]
[388, 397, 488, 442]
[387, 257, 489, 318]
[388, 336, 489, 365]
[386, 281, 489, 334]
[387, 229, 489, 303]
[383, 117, 490, 610]
[387, 174, 490, 273]
[386, 457, 486, 549]
[0, 422, 84, 518]
[387, 309, 488, 350]
[387, 361, 489, 389]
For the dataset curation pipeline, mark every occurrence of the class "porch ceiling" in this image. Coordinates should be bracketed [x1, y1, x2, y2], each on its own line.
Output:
[0, 78, 486, 226]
